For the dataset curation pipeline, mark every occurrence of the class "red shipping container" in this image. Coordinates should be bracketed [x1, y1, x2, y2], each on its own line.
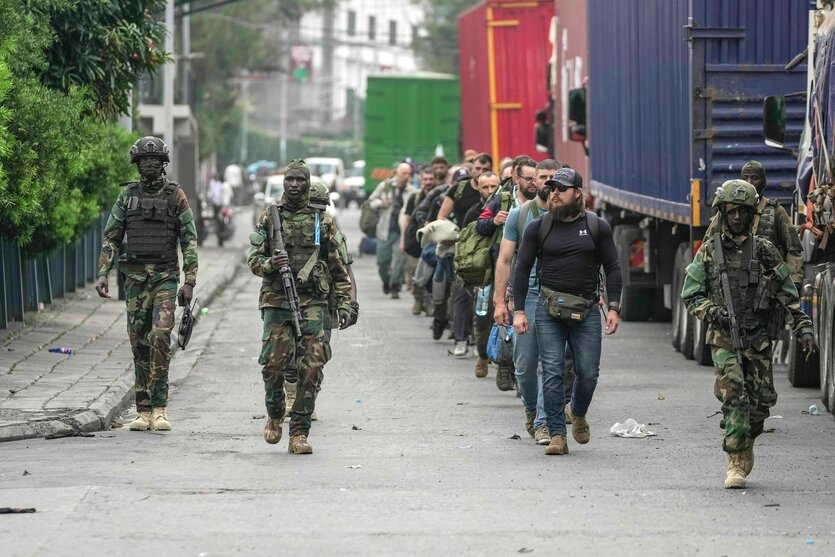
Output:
[459, 0, 555, 164]
[552, 0, 588, 181]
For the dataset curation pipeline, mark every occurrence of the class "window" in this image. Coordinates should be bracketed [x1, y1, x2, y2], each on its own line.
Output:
[389, 20, 397, 46]
[368, 15, 376, 40]
[347, 10, 356, 36]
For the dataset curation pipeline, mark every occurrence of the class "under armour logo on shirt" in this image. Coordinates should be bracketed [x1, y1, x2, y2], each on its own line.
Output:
[579, 229, 588, 236]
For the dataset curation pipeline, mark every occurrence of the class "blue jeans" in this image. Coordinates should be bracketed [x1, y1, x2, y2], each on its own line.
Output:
[535, 297, 601, 437]
[514, 292, 546, 428]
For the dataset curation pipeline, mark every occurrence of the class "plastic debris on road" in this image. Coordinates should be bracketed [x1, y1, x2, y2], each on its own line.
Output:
[609, 418, 656, 438]
[48, 347, 74, 355]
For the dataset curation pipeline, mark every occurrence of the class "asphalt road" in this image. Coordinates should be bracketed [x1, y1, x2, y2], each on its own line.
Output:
[2, 206, 834, 556]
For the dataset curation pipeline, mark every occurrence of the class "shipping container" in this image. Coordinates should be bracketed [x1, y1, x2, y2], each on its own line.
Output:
[363, 73, 460, 193]
[459, 0, 555, 163]
[577, 0, 808, 366]
[552, 0, 589, 179]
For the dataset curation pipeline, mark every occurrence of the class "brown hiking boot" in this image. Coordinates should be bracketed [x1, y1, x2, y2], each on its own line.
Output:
[572, 414, 590, 444]
[475, 357, 489, 378]
[544, 435, 569, 455]
[288, 434, 313, 454]
[263, 418, 282, 444]
[284, 382, 297, 423]
[524, 408, 536, 437]
[150, 407, 171, 431]
[534, 424, 551, 445]
[724, 452, 747, 489]
[128, 411, 152, 431]
[740, 446, 754, 476]
[564, 403, 574, 424]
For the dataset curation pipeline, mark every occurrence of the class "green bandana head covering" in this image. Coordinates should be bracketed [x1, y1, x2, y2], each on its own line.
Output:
[740, 160, 766, 194]
[286, 159, 311, 180]
[283, 159, 311, 210]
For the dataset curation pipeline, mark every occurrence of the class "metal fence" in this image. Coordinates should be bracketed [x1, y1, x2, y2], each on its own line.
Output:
[0, 211, 109, 329]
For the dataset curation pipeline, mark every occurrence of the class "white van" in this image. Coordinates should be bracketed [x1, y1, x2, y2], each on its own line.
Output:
[305, 157, 344, 193]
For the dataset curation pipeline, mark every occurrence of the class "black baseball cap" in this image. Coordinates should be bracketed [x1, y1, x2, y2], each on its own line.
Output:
[545, 168, 583, 189]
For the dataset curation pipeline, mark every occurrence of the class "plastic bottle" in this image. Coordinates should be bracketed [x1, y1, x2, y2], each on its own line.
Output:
[809, 404, 820, 416]
[475, 285, 491, 317]
[48, 347, 73, 355]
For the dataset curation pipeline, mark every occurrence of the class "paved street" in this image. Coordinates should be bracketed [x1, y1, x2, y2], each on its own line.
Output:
[2, 207, 835, 556]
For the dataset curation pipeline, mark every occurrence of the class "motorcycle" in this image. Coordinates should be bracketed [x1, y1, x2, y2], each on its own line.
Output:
[196, 195, 235, 246]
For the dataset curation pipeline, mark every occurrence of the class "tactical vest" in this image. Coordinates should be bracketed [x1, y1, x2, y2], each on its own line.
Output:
[708, 236, 765, 333]
[124, 181, 180, 264]
[264, 206, 329, 295]
[753, 200, 779, 254]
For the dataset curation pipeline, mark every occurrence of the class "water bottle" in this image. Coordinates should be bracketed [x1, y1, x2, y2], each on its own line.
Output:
[475, 285, 491, 317]
[809, 404, 820, 416]
[48, 347, 73, 355]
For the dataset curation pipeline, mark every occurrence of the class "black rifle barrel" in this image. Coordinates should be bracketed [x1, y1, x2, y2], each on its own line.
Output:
[269, 205, 303, 337]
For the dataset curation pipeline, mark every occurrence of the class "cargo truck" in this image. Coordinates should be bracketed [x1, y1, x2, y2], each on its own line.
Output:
[363, 73, 460, 193]
[561, 0, 809, 372]
[762, 2, 835, 412]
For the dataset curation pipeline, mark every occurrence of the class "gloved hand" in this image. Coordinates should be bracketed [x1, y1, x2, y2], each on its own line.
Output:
[710, 306, 730, 329]
[345, 301, 359, 328]
[178, 283, 194, 307]
[338, 308, 352, 330]
[801, 333, 817, 361]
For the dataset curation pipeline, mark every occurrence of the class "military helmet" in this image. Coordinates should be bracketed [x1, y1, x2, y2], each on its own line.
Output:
[309, 179, 331, 206]
[130, 136, 170, 163]
[712, 179, 759, 209]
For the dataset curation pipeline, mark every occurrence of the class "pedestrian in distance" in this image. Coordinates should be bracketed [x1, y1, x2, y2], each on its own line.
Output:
[368, 162, 412, 298]
[513, 168, 623, 456]
[95, 136, 198, 432]
[248, 159, 353, 454]
[681, 179, 816, 489]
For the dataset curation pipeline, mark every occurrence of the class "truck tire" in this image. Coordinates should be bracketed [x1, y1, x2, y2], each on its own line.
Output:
[820, 271, 835, 412]
[787, 334, 820, 388]
[692, 315, 712, 366]
[613, 225, 652, 321]
[671, 243, 689, 351]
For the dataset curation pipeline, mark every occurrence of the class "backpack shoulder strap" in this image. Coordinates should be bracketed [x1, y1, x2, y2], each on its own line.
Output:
[516, 200, 534, 245]
[585, 211, 600, 251]
[454, 180, 468, 202]
[537, 213, 554, 258]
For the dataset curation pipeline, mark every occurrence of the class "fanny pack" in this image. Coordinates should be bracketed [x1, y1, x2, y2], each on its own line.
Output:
[540, 285, 595, 324]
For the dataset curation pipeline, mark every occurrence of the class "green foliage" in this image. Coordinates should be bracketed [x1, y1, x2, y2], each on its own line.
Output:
[27, 0, 169, 119]
[413, 0, 474, 74]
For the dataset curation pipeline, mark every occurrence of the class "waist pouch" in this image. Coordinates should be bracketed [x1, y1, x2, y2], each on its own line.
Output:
[540, 285, 595, 324]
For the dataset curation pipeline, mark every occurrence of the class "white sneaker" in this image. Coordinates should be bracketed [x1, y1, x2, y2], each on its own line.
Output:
[447, 341, 468, 358]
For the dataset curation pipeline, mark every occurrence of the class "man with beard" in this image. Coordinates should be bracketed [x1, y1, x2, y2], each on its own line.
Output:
[493, 159, 577, 445]
[96, 136, 198, 432]
[401, 166, 438, 315]
[438, 153, 492, 226]
[248, 159, 352, 454]
[431, 156, 449, 185]
[682, 180, 815, 488]
[513, 168, 622, 456]
[368, 162, 412, 298]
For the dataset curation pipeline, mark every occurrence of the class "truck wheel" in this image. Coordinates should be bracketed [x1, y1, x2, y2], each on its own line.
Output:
[692, 314, 712, 366]
[671, 243, 694, 358]
[821, 271, 835, 411]
[613, 225, 651, 321]
[787, 334, 820, 388]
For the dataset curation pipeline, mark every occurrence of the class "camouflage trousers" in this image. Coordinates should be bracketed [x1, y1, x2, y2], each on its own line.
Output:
[711, 343, 778, 453]
[125, 276, 177, 411]
[259, 305, 327, 436]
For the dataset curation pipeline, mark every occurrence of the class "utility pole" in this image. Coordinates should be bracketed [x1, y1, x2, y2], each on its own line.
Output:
[164, 0, 176, 153]
[182, 2, 192, 106]
[240, 79, 249, 163]
[321, 5, 335, 126]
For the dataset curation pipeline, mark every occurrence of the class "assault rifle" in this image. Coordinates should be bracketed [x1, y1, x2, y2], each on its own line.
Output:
[269, 205, 303, 337]
[713, 234, 745, 389]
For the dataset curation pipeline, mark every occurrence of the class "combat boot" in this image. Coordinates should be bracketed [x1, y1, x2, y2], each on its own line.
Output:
[564, 402, 574, 424]
[288, 434, 313, 454]
[151, 407, 171, 431]
[495, 365, 513, 391]
[572, 414, 590, 444]
[263, 418, 282, 444]
[284, 382, 297, 423]
[128, 411, 152, 431]
[524, 408, 536, 437]
[475, 357, 489, 378]
[740, 446, 754, 476]
[724, 452, 747, 489]
[544, 435, 569, 455]
[534, 424, 551, 445]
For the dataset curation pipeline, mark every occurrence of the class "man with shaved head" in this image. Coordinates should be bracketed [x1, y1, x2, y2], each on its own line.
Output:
[368, 161, 413, 298]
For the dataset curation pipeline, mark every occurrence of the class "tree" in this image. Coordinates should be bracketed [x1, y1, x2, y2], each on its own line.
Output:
[413, 0, 474, 75]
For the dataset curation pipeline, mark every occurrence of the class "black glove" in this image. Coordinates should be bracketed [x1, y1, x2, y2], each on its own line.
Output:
[346, 301, 359, 327]
[338, 308, 352, 330]
[177, 283, 194, 307]
[801, 333, 817, 361]
[710, 306, 730, 329]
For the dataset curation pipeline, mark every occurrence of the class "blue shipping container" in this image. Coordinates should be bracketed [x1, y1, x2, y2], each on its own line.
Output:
[587, 0, 809, 225]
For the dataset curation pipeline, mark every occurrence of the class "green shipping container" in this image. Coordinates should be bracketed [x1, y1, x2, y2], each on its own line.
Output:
[364, 73, 461, 193]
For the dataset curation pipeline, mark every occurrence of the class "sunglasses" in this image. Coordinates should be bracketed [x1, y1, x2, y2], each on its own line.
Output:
[545, 182, 575, 193]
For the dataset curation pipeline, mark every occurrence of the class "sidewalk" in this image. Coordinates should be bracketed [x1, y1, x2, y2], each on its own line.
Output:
[0, 210, 251, 442]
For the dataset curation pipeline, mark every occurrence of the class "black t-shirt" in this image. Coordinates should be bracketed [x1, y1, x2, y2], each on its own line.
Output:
[462, 199, 485, 228]
[513, 214, 622, 305]
[445, 180, 481, 226]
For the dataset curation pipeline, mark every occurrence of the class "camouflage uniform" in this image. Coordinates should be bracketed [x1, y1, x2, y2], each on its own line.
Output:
[98, 177, 198, 413]
[248, 180, 351, 439]
[682, 181, 812, 465]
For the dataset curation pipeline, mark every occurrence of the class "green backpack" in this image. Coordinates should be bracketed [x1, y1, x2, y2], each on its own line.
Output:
[359, 181, 391, 237]
[453, 192, 510, 287]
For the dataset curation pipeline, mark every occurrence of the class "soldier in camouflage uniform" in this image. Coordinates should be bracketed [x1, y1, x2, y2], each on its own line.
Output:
[705, 160, 803, 285]
[95, 136, 198, 432]
[682, 180, 816, 489]
[283, 180, 359, 421]
[248, 160, 352, 454]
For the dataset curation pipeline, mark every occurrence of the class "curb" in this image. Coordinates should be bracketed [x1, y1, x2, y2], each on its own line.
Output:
[0, 257, 246, 443]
